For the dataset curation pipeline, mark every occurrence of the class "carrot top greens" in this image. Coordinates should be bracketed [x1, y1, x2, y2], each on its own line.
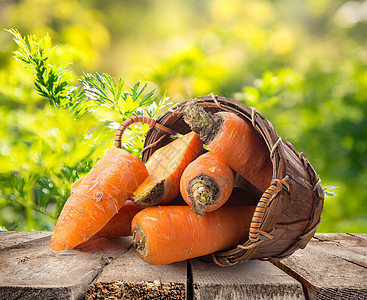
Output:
[2, 29, 170, 227]
[8, 28, 170, 120]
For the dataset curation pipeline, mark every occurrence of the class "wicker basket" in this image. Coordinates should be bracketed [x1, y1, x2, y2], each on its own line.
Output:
[132, 94, 324, 266]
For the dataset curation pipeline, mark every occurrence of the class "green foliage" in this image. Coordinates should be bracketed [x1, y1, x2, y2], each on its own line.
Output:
[7, 28, 93, 117]
[242, 69, 303, 111]
[323, 186, 337, 198]
[0, 29, 168, 230]
[81, 73, 170, 119]
[9, 29, 69, 107]
[0, 106, 101, 230]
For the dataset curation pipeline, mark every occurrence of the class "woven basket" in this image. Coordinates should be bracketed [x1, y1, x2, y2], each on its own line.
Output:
[121, 94, 324, 266]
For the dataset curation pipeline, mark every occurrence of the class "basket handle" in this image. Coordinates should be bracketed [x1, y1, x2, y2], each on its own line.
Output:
[249, 178, 289, 242]
[114, 116, 176, 149]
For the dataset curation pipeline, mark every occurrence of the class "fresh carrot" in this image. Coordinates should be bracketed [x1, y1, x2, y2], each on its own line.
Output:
[180, 151, 235, 215]
[71, 176, 84, 190]
[70, 178, 142, 237]
[131, 131, 203, 207]
[131, 205, 256, 265]
[49, 148, 149, 251]
[95, 200, 143, 237]
[183, 101, 272, 192]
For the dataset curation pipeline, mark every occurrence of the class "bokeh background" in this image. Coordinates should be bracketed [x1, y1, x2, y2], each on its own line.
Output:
[0, 0, 366, 232]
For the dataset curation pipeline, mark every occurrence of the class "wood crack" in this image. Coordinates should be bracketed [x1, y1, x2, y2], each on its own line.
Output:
[346, 233, 367, 241]
[272, 261, 311, 300]
[186, 260, 193, 300]
[339, 256, 367, 270]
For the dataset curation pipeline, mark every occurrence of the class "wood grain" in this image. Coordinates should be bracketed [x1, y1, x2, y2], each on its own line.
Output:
[0, 231, 52, 250]
[273, 233, 367, 300]
[190, 259, 305, 300]
[0, 231, 130, 300]
[85, 247, 187, 299]
[1, 232, 366, 299]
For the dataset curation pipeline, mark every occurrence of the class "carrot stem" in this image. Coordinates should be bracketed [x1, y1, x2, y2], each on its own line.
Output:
[183, 101, 223, 144]
[132, 224, 146, 252]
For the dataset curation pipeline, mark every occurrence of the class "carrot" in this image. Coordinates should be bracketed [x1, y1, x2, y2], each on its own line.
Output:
[95, 200, 143, 238]
[71, 176, 84, 190]
[131, 205, 256, 265]
[49, 148, 148, 251]
[131, 131, 203, 207]
[69, 177, 142, 237]
[183, 101, 272, 192]
[180, 151, 235, 215]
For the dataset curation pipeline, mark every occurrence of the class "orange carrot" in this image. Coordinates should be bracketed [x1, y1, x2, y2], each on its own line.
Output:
[95, 200, 143, 237]
[49, 148, 148, 251]
[183, 101, 272, 192]
[131, 205, 256, 265]
[131, 131, 203, 207]
[71, 176, 84, 190]
[180, 151, 235, 215]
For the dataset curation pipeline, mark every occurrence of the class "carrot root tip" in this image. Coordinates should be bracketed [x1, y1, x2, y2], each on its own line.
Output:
[183, 101, 223, 144]
[132, 225, 146, 255]
[189, 175, 219, 215]
[132, 180, 165, 207]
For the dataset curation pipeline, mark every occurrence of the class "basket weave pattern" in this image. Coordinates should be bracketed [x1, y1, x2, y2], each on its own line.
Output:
[140, 95, 324, 266]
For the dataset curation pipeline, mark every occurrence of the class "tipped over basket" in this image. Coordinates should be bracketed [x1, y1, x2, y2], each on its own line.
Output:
[139, 94, 324, 266]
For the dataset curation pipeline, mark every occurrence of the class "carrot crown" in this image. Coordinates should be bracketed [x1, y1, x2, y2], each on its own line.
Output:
[189, 175, 219, 215]
[132, 225, 146, 254]
[182, 101, 223, 144]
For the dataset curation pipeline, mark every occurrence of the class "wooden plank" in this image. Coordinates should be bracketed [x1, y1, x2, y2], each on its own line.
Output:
[0, 231, 52, 250]
[85, 247, 187, 299]
[0, 231, 131, 300]
[346, 232, 367, 241]
[273, 233, 367, 300]
[313, 233, 367, 268]
[190, 259, 305, 300]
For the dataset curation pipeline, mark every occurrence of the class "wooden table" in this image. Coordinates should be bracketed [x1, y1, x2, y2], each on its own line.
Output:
[0, 232, 366, 299]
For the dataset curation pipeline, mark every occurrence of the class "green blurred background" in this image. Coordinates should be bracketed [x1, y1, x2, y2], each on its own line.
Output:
[0, 0, 366, 232]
